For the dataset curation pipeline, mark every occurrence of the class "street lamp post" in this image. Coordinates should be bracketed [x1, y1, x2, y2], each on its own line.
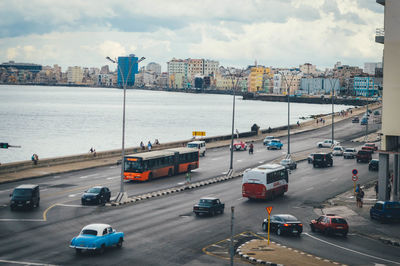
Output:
[327, 74, 338, 145]
[106, 55, 145, 202]
[279, 70, 300, 156]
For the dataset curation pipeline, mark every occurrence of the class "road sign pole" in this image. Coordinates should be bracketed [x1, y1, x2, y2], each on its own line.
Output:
[354, 181, 356, 194]
[267, 214, 271, 245]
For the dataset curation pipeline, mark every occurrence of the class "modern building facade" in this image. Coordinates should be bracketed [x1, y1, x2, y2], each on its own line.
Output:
[377, 0, 400, 202]
[364, 62, 383, 75]
[353, 77, 378, 97]
[117, 54, 139, 87]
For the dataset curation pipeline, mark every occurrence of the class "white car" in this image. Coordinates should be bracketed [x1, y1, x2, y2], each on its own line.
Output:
[187, 141, 206, 156]
[317, 139, 340, 148]
[332, 146, 344, 156]
[263, 136, 274, 145]
[343, 148, 357, 159]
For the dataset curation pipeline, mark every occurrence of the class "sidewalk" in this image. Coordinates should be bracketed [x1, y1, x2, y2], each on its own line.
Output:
[0, 103, 380, 185]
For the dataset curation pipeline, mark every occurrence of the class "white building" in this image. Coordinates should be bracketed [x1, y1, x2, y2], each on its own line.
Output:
[147, 62, 161, 74]
[67, 66, 83, 84]
[203, 59, 219, 76]
[364, 62, 382, 75]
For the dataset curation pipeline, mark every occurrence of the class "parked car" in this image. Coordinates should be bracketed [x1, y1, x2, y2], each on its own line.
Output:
[307, 153, 315, 163]
[81, 186, 111, 205]
[263, 136, 275, 145]
[351, 117, 359, 123]
[332, 146, 344, 156]
[280, 158, 297, 170]
[193, 197, 225, 216]
[262, 214, 303, 236]
[343, 148, 357, 159]
[313, 153, 333, 168]
[310, 214, 348, 236]
[317, 139, 340, 148]
[370, 201, 400, 222]
[356, 150, 372, 163]
[369, 159, 379, 171]
[187, 140, 206, 156]
[9, 184, 40, 210]
[232, 140, 247, 151]
[362, 143, 378, 152]
[267, 139, 283, 150]
[361, 117, 368, 125]
[70, 224, 124, 254]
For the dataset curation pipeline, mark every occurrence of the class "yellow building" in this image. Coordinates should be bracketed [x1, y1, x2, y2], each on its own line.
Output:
[247, 67, 271, 92]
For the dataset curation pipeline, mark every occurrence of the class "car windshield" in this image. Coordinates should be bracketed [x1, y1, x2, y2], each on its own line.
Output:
[81, 229, 98, 236]
[334, 147, 341, 150]
[345, 149, 354, 152]
[199, 199, 214, 205]
[187, 143, 199, 148]
[281, 160, 290, 163]
[12, 189, 32, 196]
[331, 218, 347, 224]
[87, 187, 101, 193]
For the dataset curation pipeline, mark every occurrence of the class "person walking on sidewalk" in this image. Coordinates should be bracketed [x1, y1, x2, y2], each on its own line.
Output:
[356, 186, 364, 208]
[249, 143, 254, 155]
[186, 169, 191, 184]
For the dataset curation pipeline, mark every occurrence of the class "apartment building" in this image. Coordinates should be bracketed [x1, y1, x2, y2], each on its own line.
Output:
[67, 66, 83, 84]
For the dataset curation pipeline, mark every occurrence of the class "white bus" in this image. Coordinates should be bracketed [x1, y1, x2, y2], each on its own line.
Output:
[242, 164, 289, 200]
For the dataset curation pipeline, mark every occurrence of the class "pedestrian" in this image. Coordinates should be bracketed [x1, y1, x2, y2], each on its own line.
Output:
[249, 143, 254, 155]
[316, 119, 319, 125]
[89, 147, 96, 157]
[186, 169, 191, 184]
[375, 181, 379, 198]
[297, 121, 300, 127]
[140, 141, 145, 151]
[323, 119, 325, 125]
[154, 139, 160, 145]
[356, 186, 364, 208]
[147, 141, 152, 151]
[31, 154, 39, 165]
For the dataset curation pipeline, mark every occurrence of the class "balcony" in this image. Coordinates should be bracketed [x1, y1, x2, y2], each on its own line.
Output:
[376, 0, 385, 6]
[375, 28, 384, 44]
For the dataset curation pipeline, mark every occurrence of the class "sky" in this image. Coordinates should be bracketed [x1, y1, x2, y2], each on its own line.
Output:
[0, 0, 384, 72]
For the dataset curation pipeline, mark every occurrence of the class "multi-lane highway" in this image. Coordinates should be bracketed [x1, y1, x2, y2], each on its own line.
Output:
[1, 117, 398, 265]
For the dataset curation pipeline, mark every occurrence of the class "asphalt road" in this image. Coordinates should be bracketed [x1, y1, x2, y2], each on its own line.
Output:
[1, 117, 397, 265]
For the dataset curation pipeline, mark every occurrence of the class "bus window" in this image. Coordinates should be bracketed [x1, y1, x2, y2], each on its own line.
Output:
[124, 160, 143, 172]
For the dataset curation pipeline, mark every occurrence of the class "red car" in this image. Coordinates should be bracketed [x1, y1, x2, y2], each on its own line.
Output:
[310, 214, 348, 236]
[362, 143, 378, 153]
[232, 140, 247, 151]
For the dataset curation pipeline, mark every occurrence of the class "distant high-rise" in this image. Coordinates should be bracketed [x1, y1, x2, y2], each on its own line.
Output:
[117, 54, 139, 87]
[364, 62, 382, 75]
[146, 62, 161, 74]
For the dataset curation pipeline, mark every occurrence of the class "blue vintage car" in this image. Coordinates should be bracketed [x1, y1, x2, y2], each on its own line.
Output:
[370, 201, 400, 222]
[70, 224, 124, 254]
[267, 139, 283, 150]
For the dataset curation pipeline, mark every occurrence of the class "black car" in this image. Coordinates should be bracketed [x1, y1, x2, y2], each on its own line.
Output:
[81, 186, 111, 205]
[193, 197, 225, 216]
[352, 117, 359, 123]
[10, 184, 40, 210]
[262, 214, 303, 236]
[313, 153, 333, 168]
[369, 159, 379, 171]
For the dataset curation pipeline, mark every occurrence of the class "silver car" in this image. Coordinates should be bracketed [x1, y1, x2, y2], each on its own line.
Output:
[343, 148, 357, 159]
[280, 158, 297, 170]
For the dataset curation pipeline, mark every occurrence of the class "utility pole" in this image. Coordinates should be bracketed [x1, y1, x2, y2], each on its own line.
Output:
[230, 206, 235, 266]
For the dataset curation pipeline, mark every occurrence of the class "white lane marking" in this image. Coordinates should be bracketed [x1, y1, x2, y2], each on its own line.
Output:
[221, 171, 228, 175]
[177, 182, 185, 185]
[53, 175, 61, 179]
[106, 176, 118, 180]
[330, 178, 338, 182]
[0, 219, 44, 222]
[68, 194, 77, 198]
[0, 259, 55, 265]
[0, 189, 12, 193]
[237, 198, 244, 201]
[237, 160, 243, 162]
[40, 188, 48, 192]
[109, 166, 118, 169]
[57, 204, 89, 208]
[258, 161, 265, 164]
[304, 233, 400, 265]
[212, 157, 224, 161]
[305, 187, 314, 191]
[79, 174, 97, 179]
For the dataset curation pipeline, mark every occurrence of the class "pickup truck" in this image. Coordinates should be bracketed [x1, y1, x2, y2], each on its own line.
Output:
[317, 139, 339, 148]
[370, 201, 400, 222]
[193, 197, 225, 216]
[267, 139, 283, 150]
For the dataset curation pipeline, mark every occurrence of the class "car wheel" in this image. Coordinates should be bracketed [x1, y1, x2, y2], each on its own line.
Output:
[310, 224, 315, 232]
[267, 147, 270, 150]
[319, 144, 322, 148]
[210, 210, 215, 216]
[262, 223, 267, 231]
[277, 227, 282, 236]
[202, 151, 205, 156]
[75, 249, 82, 255]
[220, 208, 224, 214]
[98, 198, 102, 205]
[117, 238, 123, 248]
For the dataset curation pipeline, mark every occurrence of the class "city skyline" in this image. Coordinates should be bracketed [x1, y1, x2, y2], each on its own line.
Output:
[0, 0, 383, 72]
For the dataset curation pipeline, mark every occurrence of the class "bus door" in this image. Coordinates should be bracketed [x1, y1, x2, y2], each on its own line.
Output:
[173, 152, 179, 174]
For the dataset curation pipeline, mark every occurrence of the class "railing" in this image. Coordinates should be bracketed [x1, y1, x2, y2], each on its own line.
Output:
[376, 28, 385, 37]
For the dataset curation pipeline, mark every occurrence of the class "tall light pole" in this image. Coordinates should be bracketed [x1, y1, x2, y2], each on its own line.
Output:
[279, 69, 300, 156]
[226, 67, 244, 174]
[106, 55, 145, 202]
[327, 74, 338, 145]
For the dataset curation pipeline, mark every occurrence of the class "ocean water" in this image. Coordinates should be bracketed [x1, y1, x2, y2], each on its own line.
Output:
[0, 85, 349, 163]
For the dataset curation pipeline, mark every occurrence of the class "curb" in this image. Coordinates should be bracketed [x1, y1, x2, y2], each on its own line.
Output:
[106, 174, 239, 206]
[236, 239, 283, 266]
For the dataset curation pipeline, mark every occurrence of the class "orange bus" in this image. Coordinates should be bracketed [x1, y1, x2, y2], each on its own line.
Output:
[123, 147, 199, 181]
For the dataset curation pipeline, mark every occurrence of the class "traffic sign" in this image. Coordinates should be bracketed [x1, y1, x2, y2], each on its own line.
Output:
[352, 169, 358, 175]
[352, 175, 358, 182]
[266, 206, 273, 215]
[192, 131, 206, 136]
